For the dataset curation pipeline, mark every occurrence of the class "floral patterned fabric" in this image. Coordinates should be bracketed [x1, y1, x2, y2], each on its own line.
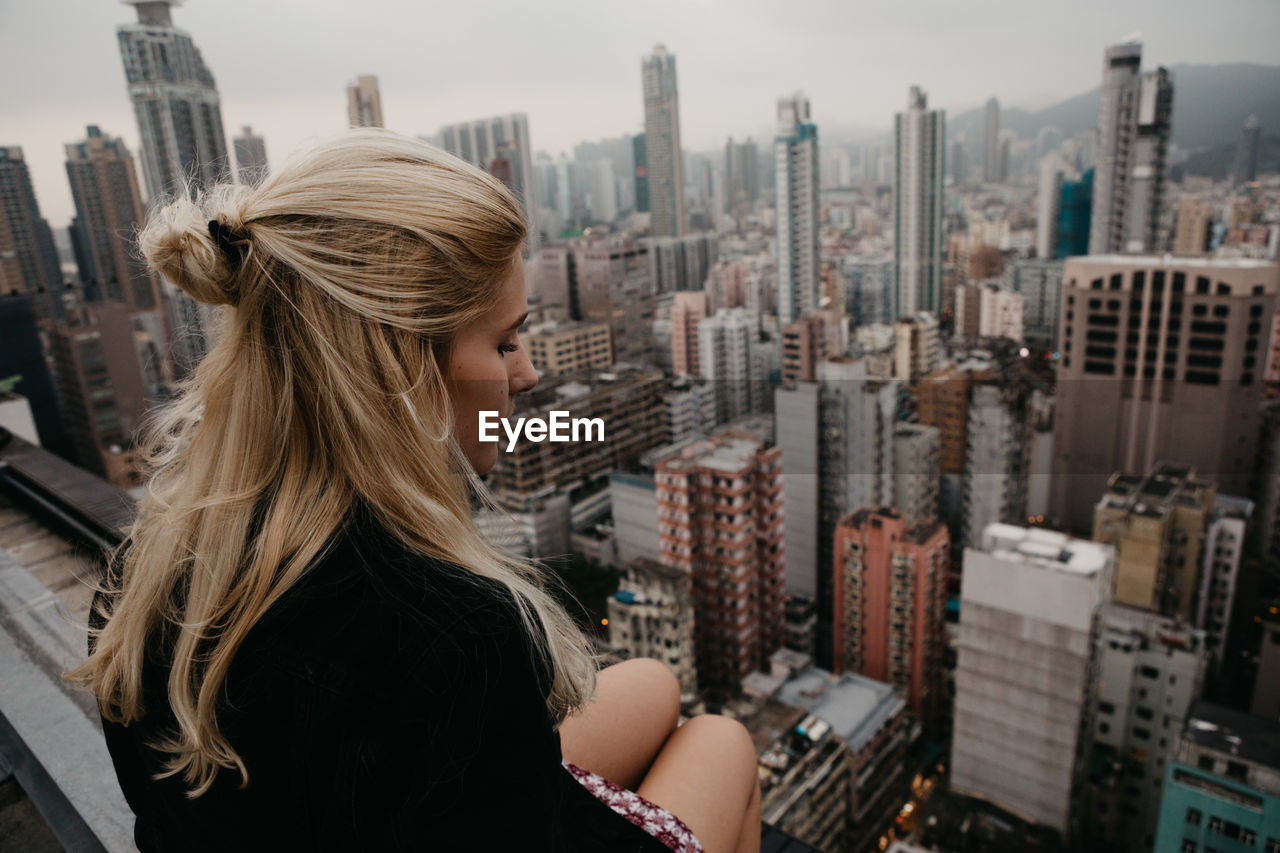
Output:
[561, 760, 705, 853]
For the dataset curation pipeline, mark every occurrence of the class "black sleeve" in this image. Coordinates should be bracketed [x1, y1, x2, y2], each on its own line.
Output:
[273, 598, 568, 852]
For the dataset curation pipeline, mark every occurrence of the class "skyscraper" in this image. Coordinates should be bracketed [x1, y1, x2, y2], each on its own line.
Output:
[0, 147, 62, 321]
[655, 433, 785, 700]
[1089, 40, 1174, 255]
[775, 93, 820, 324]
[833, 507, 949, 729]
[64, 126, 160, 313]
[698, 308, 766, 423]
[1036, 154, 1065, 259]
[233, 126, 268, 186]
[1056, 168, 1094, 258]
[632, 135, 649, 214]
[347, 75, 384, 128]
[893, 87, 945, 319]
[775, 359, 901, 670]
[1050, 256, 1279, 532]
[983, 97, 1000, 183]
[1236, 115, 1261, 185]
[117, 0, 230, 202]
[438, 114, 539, 255]
[950, 523, 1113, 834]
[641, 45, 685, 238]
[724, 137, 759, 213]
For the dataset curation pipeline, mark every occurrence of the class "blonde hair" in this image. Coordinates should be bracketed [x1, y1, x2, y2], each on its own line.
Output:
[66, 128, 597, 796]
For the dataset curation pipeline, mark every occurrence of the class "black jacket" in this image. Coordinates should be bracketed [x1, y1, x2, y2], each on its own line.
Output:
[92, 512, 671, 851]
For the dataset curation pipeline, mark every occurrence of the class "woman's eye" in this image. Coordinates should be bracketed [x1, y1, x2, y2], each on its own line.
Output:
[498, 342, 519, 356]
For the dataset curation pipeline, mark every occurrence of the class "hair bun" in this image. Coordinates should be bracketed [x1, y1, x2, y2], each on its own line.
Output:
[138, 186, 252, 307]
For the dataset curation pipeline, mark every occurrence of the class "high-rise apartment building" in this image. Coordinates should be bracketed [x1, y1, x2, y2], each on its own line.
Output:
[1050, 256, 1279, 532]
[893, 423, 941, 526]
[954, 283, 1024, 344]
[1084, 605, 1208, 852]
[950, 523, 1114, 835]
[641, 45, 685, 238]
[760, 667, 914, 853]
[984, 97, 1000, 183]
[1037, 155, 1065, 259]
[438, 114, 539, 256]
[893, 87, 946, 318]
[649, 233, 717, 296]
[486, 367, 667, 514]
[660, 377, 716, 445]
[1004, 259, 1063, 349]
[699, 308, 766, 423]
[572, 237, 654, 364]
[0, 147, 62, 320]
[0, 294, 69, 457]
[843, 256, 893, 327]
[893, 312, 940, 382]
[64, 126, 160, 313]
[1197, 496, 1249, 669]
[961, 382, 1034, 548]
[655, 433, 785, 699]
[775, 359, 901, 670]
[346, 75, 384, 128]
[523, 320, 611, 376]
[670, 290, 710, 378]
[232, 126, 268, 186]
[118, 0, 230, 201]
[832, 508, 949, 728]
[607, 558, 698, 702]
[1092, 463, 1215, 619]
[1235, 116, 1261, 185]
[775, 93, 820, 324]
[1173, 197, 1213, 256]
[1089, 41, 1173, 255]
[781, 312, 840, 383]
[47, 301, 149, 483]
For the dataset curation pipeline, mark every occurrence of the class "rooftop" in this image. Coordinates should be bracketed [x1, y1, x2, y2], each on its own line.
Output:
[1183, 700, 1280, 771]
[982, 523, 1110, 577]
[774, 666, 904, 753]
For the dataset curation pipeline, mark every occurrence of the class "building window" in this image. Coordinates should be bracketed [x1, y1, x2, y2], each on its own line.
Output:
[1180, 841, 1197, 853]
[1186, 808, 1202, 825]
[1226, 761, 1248, 782]
[1133, 727, 1151, 740]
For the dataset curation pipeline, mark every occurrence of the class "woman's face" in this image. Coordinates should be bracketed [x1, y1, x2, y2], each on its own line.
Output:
[445, 256, 538, 475]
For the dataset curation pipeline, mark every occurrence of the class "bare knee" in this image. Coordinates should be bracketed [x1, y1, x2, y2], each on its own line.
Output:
[614, 657, 679, 731]
[677, 715, 757, 787]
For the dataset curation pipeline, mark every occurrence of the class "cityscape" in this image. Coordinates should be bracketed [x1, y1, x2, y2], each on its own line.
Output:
[2, 1, 1280, 851]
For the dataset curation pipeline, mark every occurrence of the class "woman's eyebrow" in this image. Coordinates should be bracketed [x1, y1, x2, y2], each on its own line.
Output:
[504, 311, 529, 332]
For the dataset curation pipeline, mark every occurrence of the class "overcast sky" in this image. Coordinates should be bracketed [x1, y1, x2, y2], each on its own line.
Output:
[3, 0, 1278, 227]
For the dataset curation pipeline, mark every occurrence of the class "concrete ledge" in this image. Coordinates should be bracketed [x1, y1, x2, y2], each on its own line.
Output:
[0, 548, 135, 852]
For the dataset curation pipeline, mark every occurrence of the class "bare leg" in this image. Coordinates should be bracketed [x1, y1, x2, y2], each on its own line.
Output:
[560, 659, 760, 853]
[635, 715, 761, 853]
[559, 657, 680, 790]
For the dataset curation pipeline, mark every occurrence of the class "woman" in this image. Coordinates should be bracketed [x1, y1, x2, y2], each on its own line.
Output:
[69, 129, 761, 852]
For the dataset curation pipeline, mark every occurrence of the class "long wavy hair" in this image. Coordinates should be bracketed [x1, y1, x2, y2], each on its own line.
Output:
[65, 129, 597, 796]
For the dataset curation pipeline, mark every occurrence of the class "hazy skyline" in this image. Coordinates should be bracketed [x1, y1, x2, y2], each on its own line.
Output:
[4, 0, 1278, 227]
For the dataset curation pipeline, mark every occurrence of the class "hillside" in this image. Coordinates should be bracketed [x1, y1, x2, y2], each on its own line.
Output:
[947, 63, 1280, 156]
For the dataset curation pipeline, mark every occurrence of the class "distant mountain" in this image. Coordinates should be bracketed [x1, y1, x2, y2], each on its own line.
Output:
[947, 63, 1280, 156]
[1182, 133, 1280, 180]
